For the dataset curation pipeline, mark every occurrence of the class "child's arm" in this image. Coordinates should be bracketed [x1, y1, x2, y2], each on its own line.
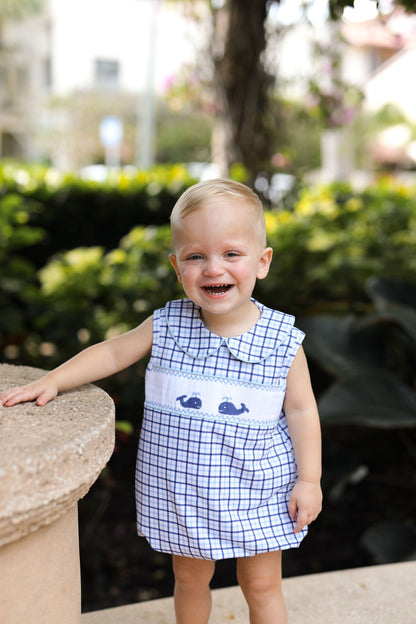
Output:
[0, 316, 153, 408]
[283, 345, 322, 534]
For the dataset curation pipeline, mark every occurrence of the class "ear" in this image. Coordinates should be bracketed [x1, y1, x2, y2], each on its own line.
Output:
[169, 253, 182, 283]
[257, 247, 273, 280]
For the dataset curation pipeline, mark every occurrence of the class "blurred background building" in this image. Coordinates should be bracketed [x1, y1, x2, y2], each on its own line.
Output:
[0, 0, 206, 169]
[1, 0, 416, 177]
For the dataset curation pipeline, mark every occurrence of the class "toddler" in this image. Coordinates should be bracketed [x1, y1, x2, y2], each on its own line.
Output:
[1, 179, 322, 624]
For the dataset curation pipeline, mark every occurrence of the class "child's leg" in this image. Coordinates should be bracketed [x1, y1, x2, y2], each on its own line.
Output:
[236, 551, 287, 624]
[172, 554, 215, 624]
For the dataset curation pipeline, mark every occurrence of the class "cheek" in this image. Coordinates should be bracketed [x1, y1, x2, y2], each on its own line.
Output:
[234, 262, 258, 282]
[177, 265, 197, 286]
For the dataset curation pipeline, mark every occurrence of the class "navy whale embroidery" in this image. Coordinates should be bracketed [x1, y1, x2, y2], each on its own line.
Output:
[218, 401, 249, 415]
[176, 395, 202, 409]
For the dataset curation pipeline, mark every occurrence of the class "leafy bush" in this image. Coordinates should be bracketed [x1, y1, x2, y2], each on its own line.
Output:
[0, 192, 44, 352]
[298, 276, 416, 565]
[0, 162, 194, 376]
[27, 225, 180, 415]
[156, 107, 212, 164]
[36, 225, 179, 355]
[258, 181, 416, 566]
[0, 162, 196, 266]
[256, 180, 416, 315]
[2, 176, 416, 412]
[300, 277, 416, 428]
[2, 172, 416, 580]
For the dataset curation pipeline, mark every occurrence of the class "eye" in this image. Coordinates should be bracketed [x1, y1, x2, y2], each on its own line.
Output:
[186, 253, 204, 261]
[225, 251, 241, 258]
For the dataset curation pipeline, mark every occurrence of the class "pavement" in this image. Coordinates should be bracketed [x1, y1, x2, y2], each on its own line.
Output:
[81, 560, 416, 623]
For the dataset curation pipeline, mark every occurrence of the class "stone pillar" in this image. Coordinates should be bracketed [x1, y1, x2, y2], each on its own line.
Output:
[0, 364, 115, 624]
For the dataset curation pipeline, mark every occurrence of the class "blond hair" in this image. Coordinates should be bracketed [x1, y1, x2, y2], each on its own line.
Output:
[170, 178, 266, 246]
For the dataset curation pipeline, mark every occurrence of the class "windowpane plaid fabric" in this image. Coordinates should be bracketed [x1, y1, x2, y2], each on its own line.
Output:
[135, 298, 307, 560]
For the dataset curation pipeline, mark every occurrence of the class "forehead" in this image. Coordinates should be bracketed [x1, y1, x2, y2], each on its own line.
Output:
[175, 197, 259, 227]
[171, 199, 265, 248]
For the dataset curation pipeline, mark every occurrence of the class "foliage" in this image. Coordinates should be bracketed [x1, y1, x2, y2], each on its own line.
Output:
[8, 224, 181, 414]
[307, 33, 364, 129]
[156, 103, 213, 164]
[329, 0, 416, 19]
[2, 172, 416, 602]
[368, 102, 411, 130]
[24, 225, 181, 417]
[40, 91, 213, 171]
[0, 162, 193, 375]
[0, 192, 44, 351]
[2, 174, 415, 413]
[255, 180, 416, 316]
[36, 225, 179, 354]
[163, 62, 215, 117]
[269, 98, 323, 173]
[0, 0, 42, 19]
[300, 276, 416, 428]
[0, 162, 196, 265]
[298, 275, 416, 564]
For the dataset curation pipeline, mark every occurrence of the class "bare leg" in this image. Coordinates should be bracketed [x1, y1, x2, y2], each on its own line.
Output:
[237, 551, 287, 624]
[172, 555, 216, 624]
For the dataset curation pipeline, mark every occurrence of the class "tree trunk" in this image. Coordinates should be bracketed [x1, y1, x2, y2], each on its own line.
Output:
[211, 0, 274, 183]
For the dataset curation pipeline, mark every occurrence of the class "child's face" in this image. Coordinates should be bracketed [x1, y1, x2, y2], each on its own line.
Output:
[169, 198, 272, 333]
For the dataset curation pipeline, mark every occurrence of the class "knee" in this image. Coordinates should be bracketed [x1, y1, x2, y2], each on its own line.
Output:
[173, 557, 215, 590]
[237, 568, 281, 604]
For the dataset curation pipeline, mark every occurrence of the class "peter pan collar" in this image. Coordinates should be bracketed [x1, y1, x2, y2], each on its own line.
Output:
[165, 298, 296, 364]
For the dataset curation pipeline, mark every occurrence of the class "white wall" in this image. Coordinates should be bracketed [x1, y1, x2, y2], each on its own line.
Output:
[49, 0, 206, 95]
[364, 46, 416, 121]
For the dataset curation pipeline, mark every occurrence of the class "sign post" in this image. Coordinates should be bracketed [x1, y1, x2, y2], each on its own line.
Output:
[99, 115, 123, 168]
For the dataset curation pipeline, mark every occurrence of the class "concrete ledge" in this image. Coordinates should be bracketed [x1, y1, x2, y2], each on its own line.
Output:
[1, 506, 81, 624]
[81, 561, 416, 623]
[0, 363, 115, 546]
[0, 363, 115, 624]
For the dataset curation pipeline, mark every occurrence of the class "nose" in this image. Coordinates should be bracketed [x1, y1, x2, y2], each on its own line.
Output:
[203, 256, 224, 277]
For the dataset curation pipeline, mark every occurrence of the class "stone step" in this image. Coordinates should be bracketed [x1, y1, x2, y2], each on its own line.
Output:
[81, 560, 416, 623]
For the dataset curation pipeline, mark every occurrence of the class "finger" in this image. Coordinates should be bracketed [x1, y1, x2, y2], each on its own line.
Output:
[1, 386, 39, 406]
[0, 388, 18, 402]
[36, 388, 56, 406]
[294, 509, 309, 534]
[0, 389, 22, 406]
[288, 497, 297, 521]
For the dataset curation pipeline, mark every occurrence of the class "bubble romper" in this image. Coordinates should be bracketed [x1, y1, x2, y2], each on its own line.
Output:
[135, 298, 307, 560]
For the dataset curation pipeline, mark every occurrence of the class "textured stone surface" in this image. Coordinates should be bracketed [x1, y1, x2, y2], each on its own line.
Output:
[0, 506, 82, 624]
[0, 363, 115, 547]
[81, 561, 416, 623]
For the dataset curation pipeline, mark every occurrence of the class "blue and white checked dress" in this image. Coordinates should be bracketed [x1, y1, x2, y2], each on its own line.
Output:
[135, 298, 308, 560]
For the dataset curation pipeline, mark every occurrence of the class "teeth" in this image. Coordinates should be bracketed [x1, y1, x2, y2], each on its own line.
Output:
[204, 284, 232, 295]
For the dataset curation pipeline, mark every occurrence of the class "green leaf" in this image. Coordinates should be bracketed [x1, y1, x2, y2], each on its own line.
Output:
[115, 421, 134, 435]
[356, 305, 416, 345]
[319, 371, 416, 428]
[361, 520, 416, 564]
[299, 315, 365, 377]
[367, 276, 416, 310]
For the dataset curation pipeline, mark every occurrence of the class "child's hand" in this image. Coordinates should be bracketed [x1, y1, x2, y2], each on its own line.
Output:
[288, 479, 322, 534]
[0, 377, 58, 408]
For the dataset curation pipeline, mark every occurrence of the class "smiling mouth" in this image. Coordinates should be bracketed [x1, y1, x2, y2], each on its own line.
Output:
[203, 284, 233, 295]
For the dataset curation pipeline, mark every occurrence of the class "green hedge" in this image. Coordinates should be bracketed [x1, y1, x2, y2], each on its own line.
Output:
[256, 180, 416, 316]
[0, 163, 196, 267]
[1, 171, 416, 413]
[2, 171, 416, 565]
